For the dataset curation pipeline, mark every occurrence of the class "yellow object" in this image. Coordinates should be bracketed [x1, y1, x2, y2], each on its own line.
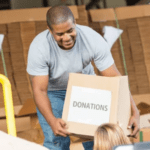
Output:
[0, 74, 17, 137]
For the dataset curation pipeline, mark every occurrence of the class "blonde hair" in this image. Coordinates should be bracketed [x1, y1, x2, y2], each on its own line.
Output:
[94, 123, 131, 150]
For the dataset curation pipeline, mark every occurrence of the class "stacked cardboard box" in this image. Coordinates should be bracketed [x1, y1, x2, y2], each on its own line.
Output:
[0, 24, 20, 106]
[116, 7, 150, 95]
[15, 98, 43, 144]
[119, 19, 139, 94]
[7, 23, 33, 105]
[20, 22, 36, 66]
[115, 5, 150, 95]
[76, 5, 89, 26]
[0, 97, 43, 144]
[89, 6, 150, 95]
[89, 9, 139, 95]
[132, 94, 150, 143]
[137, 17, 150, 93]
[36, 21, 47, 35]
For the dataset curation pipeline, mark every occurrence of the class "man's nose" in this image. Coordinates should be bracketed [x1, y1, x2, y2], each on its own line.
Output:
[63, 33, 71, 41]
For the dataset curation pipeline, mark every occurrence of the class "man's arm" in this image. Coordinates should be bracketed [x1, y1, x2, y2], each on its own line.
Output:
[30, 75, 70, 137]
[100, 63, 140, 138]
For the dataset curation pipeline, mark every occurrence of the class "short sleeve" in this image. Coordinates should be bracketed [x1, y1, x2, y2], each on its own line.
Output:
[94, 38, 114, 72]
[26, 43, 49, 76]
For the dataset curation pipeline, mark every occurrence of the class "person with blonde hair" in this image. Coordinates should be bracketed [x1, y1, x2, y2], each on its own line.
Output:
[94, 123, 131, 150]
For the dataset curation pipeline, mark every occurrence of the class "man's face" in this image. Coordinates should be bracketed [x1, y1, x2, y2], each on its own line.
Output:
[49, 19, 77, 50]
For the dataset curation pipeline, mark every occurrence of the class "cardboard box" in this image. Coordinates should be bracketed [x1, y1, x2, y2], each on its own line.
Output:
[0, 98, 37, 118]
[0, 6, 78, 24]
[70, 142, 84, 150]
[0, 117, 31, 132]
[17, 98, 37, 116]
[133, 94, 150, 106]
[140, 113, 150, 128]
[62, 73, 131, 139]
[133, 128, 150, 143]
[0, 105, 23, 118]
[0, 131, 48, 150]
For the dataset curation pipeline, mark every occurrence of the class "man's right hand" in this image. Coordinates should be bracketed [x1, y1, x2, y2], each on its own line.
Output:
[50, 118, 70, 137]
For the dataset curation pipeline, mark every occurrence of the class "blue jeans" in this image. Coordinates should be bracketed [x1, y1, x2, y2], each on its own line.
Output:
[37, 90, 94, 150]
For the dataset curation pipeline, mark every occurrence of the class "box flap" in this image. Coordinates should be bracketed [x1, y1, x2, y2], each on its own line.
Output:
[140, 114, 150, 128]
[117, 76, 131, 135]
[0, 117, 31, 132]
[70, 142, 84, 150]
[89, 8, 115, 22]
[115, 5, 150, 20]
[133, 94, 150, 106]
[69, 135, 92, 143]
[0, 105, 23, 118]
[137, 102, 150, 115]
[17, 98, 37, 116]
[0, 6, 78, 24]
[133, 128, 150, 143]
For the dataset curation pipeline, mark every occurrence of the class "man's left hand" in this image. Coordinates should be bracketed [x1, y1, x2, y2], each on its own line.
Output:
[128, 115, 140, 138]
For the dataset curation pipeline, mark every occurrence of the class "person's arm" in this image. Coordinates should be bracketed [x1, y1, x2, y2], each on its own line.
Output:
[100, 63, 140, 138]
[30, 75, 70, 137]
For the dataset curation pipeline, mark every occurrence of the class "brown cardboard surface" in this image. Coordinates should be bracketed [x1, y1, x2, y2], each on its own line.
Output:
[115, 5, 150, 20]
[69, 135, 92, 143]
[76, 5, 88, 26]
[70, 142, 84, 150]
[0, 24, 10, 53]
[133, 94, 150, 106]
[137, 17, 150, 88]
[133, 128, 150, 143]
[0, 105, 23, 118]
[7, 23, 23, 53]
[0, 117, 31, 132]
[137, 102, 150, 115]
[35, 21, 47, 35]
[17, 98, 36, 116]
[17, 129, 44, 144]
[140, 114, 150, 128]
[30, 114, 42, 130]
[117, 76, 131, 135]
[126, 18, 150, 94]
[20, 22, 36, 66]
[89, 8, 115, 22]
[62, 73, 131, 138]
[0, 6, 78, 24]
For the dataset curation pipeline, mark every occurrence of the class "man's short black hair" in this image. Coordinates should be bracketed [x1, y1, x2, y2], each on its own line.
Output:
[46, 5, 75, 30]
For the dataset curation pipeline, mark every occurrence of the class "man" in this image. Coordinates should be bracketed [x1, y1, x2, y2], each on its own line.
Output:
[27, 5, 140, 150]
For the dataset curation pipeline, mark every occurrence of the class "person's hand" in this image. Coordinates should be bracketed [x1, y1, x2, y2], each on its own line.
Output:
[50, 118, 70, 137]
[127, 115, 140, 138]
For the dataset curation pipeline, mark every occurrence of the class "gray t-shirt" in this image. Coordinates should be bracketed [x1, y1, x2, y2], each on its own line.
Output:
[27, 24, 114, 91]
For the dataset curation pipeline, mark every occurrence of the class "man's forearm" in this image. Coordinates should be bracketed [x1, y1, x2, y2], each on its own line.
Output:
[130, 93, 140, 117]
[33, 90, 56, 126]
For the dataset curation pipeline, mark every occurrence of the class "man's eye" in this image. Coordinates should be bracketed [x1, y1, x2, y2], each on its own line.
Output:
[57, 33, 63, 36]
[67, 29, 73, 33]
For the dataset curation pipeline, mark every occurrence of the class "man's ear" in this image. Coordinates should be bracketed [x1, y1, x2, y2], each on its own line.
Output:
[74, 20, 76, 26]
[47, 26, 52, 34]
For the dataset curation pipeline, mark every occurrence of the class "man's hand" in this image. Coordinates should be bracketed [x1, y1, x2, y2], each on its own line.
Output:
[128, 115, 140, 138]
[50, 118, 70, 137]
[100, 64, 140, 138]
